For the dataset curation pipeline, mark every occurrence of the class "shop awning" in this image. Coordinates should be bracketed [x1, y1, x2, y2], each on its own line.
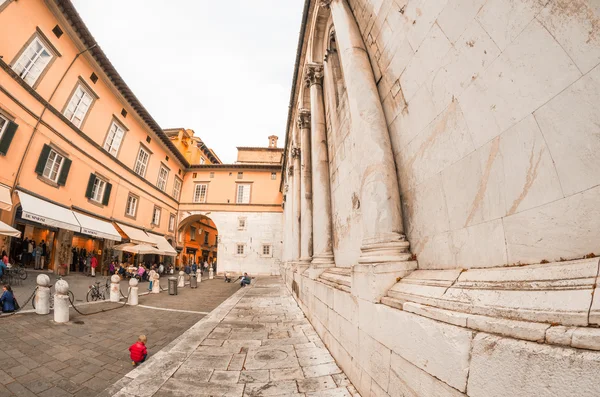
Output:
[0, 221, 20, 237]
[147, 233, 178, 257]
[115, 223, 156, 246]
[17, 191, 80, 232]
[73, 212, 121, 242]
[0, 184, 12, 211]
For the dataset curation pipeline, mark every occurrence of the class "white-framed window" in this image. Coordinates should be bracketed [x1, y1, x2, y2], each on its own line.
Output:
[42, 149, 64, 182]
[64, 84, 93, 128]
[134, 147, 150, 177]
[236, 184, 251, 204]
[200, 157, 205, 164]
[236, 244, 245, 255]
[169, 214, 175, 232]
[104, 121, 125, 157]
[271, 172, 277, 180]
[262, 244, 271, 256]
[238, 218, 246, 230]
[13, 37, 53, 86]
[172, 177, 182, 200]
[152, 206, 161, 226]
[0, 114, 8, 141]
[90, 177, 107, 203]
[125, 195, 138, 217]
[157, 165, 169, 191]
[193, 184, 208, 203]
[190, 226, 196, 240]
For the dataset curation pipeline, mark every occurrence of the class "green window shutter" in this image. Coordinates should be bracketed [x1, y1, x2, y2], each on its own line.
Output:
[102, 182, 112, 206]
[0, 121, 18, 156]
[57, 158, 72, 186]
[85, 174, 96, 198]
[35, 144, 52, 175]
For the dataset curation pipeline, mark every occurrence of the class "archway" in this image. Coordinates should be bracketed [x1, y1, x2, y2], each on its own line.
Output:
[177, 214, 219, 272]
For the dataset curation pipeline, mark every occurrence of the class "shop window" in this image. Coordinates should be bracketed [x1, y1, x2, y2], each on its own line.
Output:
[169, 214, 175, 232]
[64, 83, 94, 128]
[236, 244, 244, 255]
[262, 244, 271, 256]
[12, 35, 54, 87]
[125, 194, 138, 217]
[35, 144, 71, 186]
[0, 113, 18, 156]
[190, 226, 196, 240]
[271, 172, 277, 180]
[172, 177, 182, 200]
[193, 183, 207, 203]
[152, 206, 161, 226]
[104, 121, 125, 157]
[236, 184, 251, 204]
[157, 164, 169, 191]
[85, 174, 112, 205]
[134, 146, 150, 177]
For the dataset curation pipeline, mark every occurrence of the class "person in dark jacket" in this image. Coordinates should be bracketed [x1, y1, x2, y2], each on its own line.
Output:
[129, 335, 148, 366]
[0, 285, 15, 313]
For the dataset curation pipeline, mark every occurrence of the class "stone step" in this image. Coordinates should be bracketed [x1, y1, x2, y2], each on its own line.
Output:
[318, 277, 351, 293]
[319, 270, 351, 288]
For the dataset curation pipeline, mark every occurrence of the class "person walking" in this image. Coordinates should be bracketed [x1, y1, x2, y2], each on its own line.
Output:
[34, 244, 42, 270]
[203, 260, 209, 275]
[40, 240, 47, 270]
[91, 254, 98, 277]
[27, 239, 34, 267]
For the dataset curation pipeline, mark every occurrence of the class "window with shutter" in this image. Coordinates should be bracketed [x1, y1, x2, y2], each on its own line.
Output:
[102, 183, 112, 206]
[0, 116, 18, 156]
[90, 177, 106, 203]
[56, 158, 71, 186]
[35, 144, 52, 175]
[39, 147, 68, 184]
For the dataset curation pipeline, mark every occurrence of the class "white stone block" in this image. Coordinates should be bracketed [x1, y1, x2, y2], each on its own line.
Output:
[571, 327, 600, 351]
[545, 326, 575, 346]
[450, 219, 507, 268]
[467, 333, 600, 397]
[436, 0, 487, 43]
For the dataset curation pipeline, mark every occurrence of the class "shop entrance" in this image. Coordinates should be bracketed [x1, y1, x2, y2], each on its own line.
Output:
[70, 234, 103, 273]
[11, 206, 57, 270]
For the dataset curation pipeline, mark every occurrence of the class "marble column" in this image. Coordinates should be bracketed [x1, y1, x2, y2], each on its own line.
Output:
[291, 133, 302, 266]
[324, 0, 416, 301]
[298, 108, 313, 269]
[305, 63, 335, 277]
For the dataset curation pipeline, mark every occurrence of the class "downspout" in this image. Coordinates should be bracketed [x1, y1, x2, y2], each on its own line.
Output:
[12, 43, 98, 191]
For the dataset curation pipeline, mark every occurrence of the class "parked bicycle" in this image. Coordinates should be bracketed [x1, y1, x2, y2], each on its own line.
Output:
[32, 276, 75, 309]
[86, 278, 110, 302]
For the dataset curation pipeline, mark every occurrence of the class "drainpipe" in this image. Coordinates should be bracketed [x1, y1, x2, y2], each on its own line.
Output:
[12, 43, 98, 191]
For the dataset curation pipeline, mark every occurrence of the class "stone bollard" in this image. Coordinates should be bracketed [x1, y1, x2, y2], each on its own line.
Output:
[209, 267, 214, 280]
[54, 279, 70, 323]
[196, 269, 202, 283]
[35, 274, 51, 315]
[128, 278, 139, 306]
[178, 271, 185, 288]
[110, 274, 121, 302]
[152, 273, 160, 294]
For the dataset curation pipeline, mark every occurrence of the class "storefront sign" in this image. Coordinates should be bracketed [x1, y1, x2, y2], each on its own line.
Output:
[81, 228, 99, 237]
[23, 212, 47, 224]
[186, 247, 197, 254]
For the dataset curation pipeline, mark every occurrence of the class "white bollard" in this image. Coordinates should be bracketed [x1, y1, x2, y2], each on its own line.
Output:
[54, 279, 70, 323]
[209, 267, 214, 280]
[152, 273, 160, 294]
[196, 269, 202, 283]
[35, 274, 51, 315]
[110, 274, 121, 302]
[128, 278, 139, 306]
[178, 271, 185, 288]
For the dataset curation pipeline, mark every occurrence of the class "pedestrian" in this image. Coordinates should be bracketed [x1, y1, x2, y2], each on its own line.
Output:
[148, 268, 157, 291]
[158, 263, 164, 275]
[34, 243, 42, 270]
[191, 262, 197, 273]
[109, 261, 116, 275]
[0, 256, 7, 281]
[184, 263, 191, 275]
[0, 284, 15, 313]
[203, 260, 208, 275]
[128, 335, 148, 366]
[27, 239, 34, 267]
[213, 259, 217, 274]
[240, 272, 251, 287]
[40, 240, 47, 270]
[91, 254, 98, 277]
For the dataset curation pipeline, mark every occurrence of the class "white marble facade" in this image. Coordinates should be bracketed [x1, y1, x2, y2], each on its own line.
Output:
[281, 0, 600, 396]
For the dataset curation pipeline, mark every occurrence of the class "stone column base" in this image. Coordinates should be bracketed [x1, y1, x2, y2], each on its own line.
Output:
[352, 261, 417, 303]
[308, 252, 334, 280]
[297, 258, 312, 275]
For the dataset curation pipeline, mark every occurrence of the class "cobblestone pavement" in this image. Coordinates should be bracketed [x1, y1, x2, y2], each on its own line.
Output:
[0, 278, 239, 397]
[106, 277, 361, 397]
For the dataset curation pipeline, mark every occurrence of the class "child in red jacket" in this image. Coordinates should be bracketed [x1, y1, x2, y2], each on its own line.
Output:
[129, 335, 148, 366]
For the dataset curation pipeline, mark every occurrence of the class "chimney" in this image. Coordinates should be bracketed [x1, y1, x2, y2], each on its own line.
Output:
[268, 135, 278, 148]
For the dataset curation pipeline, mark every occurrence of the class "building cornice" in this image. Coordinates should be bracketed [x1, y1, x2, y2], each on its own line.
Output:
[188, 164, 282, 170]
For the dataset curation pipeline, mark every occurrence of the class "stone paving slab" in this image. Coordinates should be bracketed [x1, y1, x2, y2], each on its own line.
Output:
[106, 277, 361, 397]
[0, 279, 239, 397]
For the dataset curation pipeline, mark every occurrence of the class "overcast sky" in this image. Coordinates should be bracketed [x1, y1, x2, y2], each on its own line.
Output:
[71, 0, 304, 163]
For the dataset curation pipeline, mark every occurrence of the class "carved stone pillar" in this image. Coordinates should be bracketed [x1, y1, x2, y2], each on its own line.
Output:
[324, 0, 416, 302]
[305, 63, 335, 278]
[290, 153, 301, 265]
[298, 109, 313, 269]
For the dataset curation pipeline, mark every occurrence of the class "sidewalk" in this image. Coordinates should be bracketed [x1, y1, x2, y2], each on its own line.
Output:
[104, 277, 360, 397]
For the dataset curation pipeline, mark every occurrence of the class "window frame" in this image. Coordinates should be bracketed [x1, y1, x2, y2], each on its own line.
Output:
[236, 183, 251, 204]
[271, 172, 277, 180]
[134, 145, 151, 177]
[238, 217, 246, 231]
[63, 79, 97, 129]
[0, 113, 8, 141]
[172, 176, 182, 200]
[103, 118, 127, 158]
[125, 194, 139, 219]
[190, 226, 196, 240]
[90, 176, 107, 204]
[11, 31, 59, 89]
[236, 244, 245, 255]
[42, 148, 65, 183]
[157, 163, 169, 192]
[193, 183, 208, 203]
[203, 232, 209, 245]
[152, 206, 161, 226]
[262, 244, 272, 257]
[168, 213, 175, 232]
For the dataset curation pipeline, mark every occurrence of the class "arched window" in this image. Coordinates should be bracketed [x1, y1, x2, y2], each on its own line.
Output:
[325, 30, 345, 109]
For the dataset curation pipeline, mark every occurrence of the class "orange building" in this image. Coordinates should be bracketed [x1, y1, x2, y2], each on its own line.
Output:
[0, 0, 283, 276]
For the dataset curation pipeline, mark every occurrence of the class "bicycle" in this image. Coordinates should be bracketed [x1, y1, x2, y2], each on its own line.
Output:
[87, 278, 110, 302]
[32, 276, 75, 310]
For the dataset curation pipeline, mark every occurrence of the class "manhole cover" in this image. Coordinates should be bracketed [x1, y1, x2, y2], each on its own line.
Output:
[73, 320, 84, 325]
[254, 349, 288, 362]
